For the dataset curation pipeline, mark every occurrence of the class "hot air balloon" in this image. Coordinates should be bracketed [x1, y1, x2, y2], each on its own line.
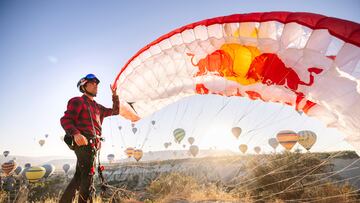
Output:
[107, 154, 115, 163]
[164, 142, 170, 149]
[182, 144, 186, 148]
[14, 166, 23, 175]
[277, 130, 299, 151]
[132, 127, 138, 134]
[3, 176, 17, 191]
[112, 12, 360, 154]
[268, 138, 279, 151]
[298, 130, 317, 151]
[42, 164, 55, 179]
[151, 120, 156, 125]
[125, 147, 135, 158]
[39, 139, 45, 147]
[22, 163, 32, 176]
[231, 127, 242, 139]
[62, 164, 70, 173]
[239, 144, 248, 154]
[45, 134, 49, 138]
[254, 146, 261, 154]
[189, 145, 199, 157]
[118, 126, 122, 130]
[1, 160, 17, 176]
[188, 137, 195, 145]
[3, 150, 10, 157]
[133, 149, 143, 162]
[173, 128, 185, 144]
[25, 166, 46, 183]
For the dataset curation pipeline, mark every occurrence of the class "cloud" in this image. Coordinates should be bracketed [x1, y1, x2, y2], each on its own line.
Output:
[47, 56, 59, 64]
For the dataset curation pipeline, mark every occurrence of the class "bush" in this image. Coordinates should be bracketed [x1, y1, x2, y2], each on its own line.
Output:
[147, 172, 199, 200]
[231, 152, 359, 202]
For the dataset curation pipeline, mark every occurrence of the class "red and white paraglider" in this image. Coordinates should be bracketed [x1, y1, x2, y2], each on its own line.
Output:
[112, 12, 360, 154]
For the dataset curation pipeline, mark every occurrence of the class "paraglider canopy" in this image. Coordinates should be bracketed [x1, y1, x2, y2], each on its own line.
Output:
[112, 11, 360, 154]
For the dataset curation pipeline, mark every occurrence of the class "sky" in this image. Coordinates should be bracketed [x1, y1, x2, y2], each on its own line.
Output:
[0, 0, 359, 160]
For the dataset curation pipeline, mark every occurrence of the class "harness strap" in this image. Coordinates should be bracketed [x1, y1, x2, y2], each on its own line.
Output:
[83, 99, 108, 194]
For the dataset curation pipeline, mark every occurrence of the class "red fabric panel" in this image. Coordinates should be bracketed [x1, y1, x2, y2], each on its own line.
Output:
[113, 12, 360, 86]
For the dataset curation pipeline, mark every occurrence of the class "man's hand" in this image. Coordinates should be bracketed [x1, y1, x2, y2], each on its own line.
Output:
[73, 134, 88, 146]
[110, 84, 117, 96]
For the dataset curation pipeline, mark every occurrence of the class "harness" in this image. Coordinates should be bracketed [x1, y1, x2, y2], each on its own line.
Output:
[84, 99, 109, 197]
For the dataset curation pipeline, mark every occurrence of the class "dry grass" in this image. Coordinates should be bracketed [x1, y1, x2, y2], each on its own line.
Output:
[2, 152, 360, 202]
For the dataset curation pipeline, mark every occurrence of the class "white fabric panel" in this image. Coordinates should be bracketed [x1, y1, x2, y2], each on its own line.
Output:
[336, 43, 360, 79]
[115, 20, 360, 153]
[306, 29, 332, 54]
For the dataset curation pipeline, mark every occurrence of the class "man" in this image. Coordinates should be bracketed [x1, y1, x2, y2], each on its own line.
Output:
[60, 73, 119, 202]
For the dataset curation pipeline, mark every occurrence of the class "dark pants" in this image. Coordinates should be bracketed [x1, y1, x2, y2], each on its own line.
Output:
[60, 145, 96, 203]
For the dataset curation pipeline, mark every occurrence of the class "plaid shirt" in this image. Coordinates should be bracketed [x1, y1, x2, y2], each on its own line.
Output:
[60, 95, 119, 137]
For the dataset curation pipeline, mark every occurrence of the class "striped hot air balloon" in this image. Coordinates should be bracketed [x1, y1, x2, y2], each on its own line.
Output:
[125, 147, 134, 158]
[1, 160, 17, 176]
[173, 128, 185, 144]
[133, 149, 143, 162]
[298, 130, 317, 151]
[25, 166, 46, 183]
[239, 144, 248, 154]
[276, 130, 299, 151]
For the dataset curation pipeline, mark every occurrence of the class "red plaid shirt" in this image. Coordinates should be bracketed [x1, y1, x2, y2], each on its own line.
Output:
[60, 95, 119, 137]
